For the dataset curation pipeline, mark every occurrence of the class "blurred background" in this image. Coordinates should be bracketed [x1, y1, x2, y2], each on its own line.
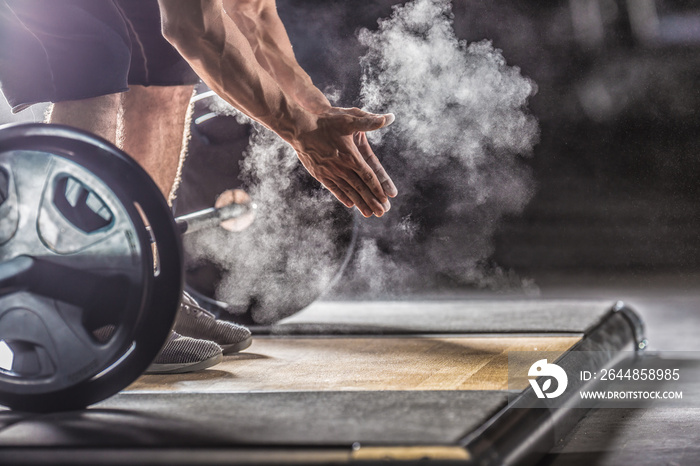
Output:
[275, 0, 700, 278]
[2, 0, 700, 285]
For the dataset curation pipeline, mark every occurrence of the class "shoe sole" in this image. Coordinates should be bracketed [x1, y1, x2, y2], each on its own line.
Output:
[221, 336, 253, 355]
[145, 352, 223, 375]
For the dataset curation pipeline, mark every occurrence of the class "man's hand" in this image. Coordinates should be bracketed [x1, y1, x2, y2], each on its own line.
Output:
[291, 107, 397, 217]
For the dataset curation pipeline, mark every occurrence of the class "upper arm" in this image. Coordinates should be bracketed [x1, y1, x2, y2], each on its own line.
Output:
[158, 0, 210, 42]
[222, 0, 272, 15]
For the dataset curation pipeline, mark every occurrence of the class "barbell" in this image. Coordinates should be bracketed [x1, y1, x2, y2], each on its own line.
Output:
[0, 122, 352, 412]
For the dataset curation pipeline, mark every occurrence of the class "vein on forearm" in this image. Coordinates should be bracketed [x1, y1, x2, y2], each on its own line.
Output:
[158, 0, 311, 141]
[224, 0, 329, 112]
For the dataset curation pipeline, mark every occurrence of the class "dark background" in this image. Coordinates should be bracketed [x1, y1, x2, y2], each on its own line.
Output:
[2, 0, 699, 278]
[276, 0, 700, 276]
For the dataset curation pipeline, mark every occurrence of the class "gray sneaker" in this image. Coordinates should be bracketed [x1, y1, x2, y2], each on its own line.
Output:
[174, 292, 252, 354]
[146, 331, 223, 374]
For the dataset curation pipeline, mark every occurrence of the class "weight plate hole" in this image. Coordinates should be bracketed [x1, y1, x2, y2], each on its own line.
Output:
[0, 168, 8, 206]
[53, 176, 114, 234]
[0, 339, 55, 378]
[90, 324, 117, 344]
[0, 340, 13, 371]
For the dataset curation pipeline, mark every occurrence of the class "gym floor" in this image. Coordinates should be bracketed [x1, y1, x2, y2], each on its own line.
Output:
[530, 272, 700, 465]
[2, 273, 697, 465]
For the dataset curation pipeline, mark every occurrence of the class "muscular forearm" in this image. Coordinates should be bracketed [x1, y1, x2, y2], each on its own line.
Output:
[158, 0, 397, 218]
[158, 0, 315, 142]
[222, 0, 331, 113]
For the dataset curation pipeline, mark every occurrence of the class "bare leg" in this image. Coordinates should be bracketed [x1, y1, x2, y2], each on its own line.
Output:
[117, 85, 196, 202]
[46, 86, 194, 202]
[47, 94, 121, 144]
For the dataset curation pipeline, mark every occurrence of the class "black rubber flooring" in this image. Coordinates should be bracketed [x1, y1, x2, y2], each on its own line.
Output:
[0, 298, 623, 465]
[258, 299, 614, 334]
[0, 391, 509, 447]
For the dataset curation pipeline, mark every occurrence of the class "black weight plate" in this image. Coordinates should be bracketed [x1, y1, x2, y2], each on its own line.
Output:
[0, 123, 182, 412]
[180, 95, 358, 325]
[185, 205, 358, 326]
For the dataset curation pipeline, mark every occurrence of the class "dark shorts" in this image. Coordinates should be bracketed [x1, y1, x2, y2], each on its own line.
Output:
[0, 0, 199, 113]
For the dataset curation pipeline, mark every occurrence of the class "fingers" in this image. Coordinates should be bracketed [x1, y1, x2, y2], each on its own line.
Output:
[353, 152, 389, 202]
[335, 178, 375, 218]
[326, 125, 397, 216]
[325, 132, 389, 213]
[326, 169, 387, 217]
[345, 162, 390, 216]
[324, 180, 354, 208]
[354, 132, 398, 198]
[353, 166, 390, 213]
[350, 112, 395, 133]
[346, 114, 398, 200]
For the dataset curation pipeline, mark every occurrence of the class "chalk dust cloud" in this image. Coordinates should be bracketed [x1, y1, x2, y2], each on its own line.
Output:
[183, 116, 345, 323]
[349, 0, 539, 293]
[184, 0, 539, 321]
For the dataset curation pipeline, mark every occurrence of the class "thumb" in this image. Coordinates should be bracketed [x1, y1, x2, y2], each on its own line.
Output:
[351, 113, 395, 132]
